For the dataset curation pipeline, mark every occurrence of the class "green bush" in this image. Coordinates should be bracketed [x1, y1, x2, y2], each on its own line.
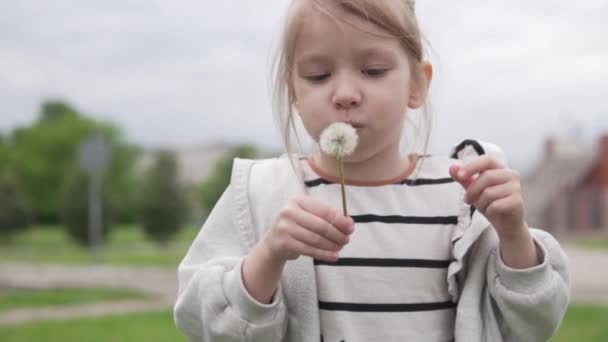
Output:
[140, 150, 188, 245]
[61, 169, 112, 247]
[0, 171, 32, 243]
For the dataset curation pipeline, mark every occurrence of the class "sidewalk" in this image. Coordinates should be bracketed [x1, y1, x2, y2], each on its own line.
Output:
[0, 263, 176, 326]
[563, 245, 608, 303]
[1, 244, 607, 325]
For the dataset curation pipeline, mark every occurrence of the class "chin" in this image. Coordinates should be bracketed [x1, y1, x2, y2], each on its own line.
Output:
[342, 150, 371, 164]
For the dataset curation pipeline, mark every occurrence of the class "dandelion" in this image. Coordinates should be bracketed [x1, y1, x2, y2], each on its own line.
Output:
[319, 122, 358, 216]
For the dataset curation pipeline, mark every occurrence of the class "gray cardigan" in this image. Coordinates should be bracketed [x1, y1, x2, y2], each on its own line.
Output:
[174, 144, 570, 342]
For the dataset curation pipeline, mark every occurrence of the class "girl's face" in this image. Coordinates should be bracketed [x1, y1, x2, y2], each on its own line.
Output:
[292, 5, 427, 163]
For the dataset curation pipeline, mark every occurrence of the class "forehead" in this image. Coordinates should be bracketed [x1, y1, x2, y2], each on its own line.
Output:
[292, 2, 402, 59]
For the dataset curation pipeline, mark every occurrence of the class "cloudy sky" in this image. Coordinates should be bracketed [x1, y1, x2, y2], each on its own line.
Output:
[1, 0, 607, 172]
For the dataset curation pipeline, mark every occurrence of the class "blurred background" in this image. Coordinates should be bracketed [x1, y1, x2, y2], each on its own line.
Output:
[1, 1, 607, 341]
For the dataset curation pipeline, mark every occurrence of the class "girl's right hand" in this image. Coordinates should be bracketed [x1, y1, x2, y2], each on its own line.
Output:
[262, 195, 355, 263]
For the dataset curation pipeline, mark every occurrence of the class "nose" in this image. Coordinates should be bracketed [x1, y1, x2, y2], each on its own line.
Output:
[331, 76, 361, 110]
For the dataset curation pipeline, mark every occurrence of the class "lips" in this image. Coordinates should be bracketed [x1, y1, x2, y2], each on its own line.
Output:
[345, 121, 365, 129]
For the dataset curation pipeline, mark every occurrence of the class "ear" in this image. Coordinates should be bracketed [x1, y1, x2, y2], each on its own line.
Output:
[408, 62, 433, 109]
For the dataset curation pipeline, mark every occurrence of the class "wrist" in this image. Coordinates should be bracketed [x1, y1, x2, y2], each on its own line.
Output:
[242, 240, 287, 304]
[258, 236, 288, 266]
[498, 223, 540, 269]
[498, 222, 530, 244]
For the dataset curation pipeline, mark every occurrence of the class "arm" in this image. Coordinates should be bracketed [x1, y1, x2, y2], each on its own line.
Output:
[488, 229, 570, 341]
[174, 186, 288, 342]
[174, 189, 354, 341]
[450, 155, 570, 340]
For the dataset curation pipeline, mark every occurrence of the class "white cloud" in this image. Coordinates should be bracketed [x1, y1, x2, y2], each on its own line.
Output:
[0, 0, 606, 171]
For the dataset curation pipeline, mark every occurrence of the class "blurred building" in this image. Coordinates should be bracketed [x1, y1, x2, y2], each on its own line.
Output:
[136, 142, 232, 224]
[524, 134, 608, 237]
[136, 142, 231, 186]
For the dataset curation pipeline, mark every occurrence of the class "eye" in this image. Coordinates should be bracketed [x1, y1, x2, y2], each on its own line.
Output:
[363, 67, 388, 77]
[305, 73, 330, 83]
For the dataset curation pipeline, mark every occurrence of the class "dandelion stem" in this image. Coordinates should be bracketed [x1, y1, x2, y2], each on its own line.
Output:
[339, 157, 347, 216]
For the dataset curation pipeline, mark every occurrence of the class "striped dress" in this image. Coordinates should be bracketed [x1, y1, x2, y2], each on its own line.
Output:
[300, 155, 463, 342]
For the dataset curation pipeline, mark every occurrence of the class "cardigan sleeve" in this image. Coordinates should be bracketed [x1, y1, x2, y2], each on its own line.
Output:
[487, 228, 570, 342]
[173, 185, 288, 341]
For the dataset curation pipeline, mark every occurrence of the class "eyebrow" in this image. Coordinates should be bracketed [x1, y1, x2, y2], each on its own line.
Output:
[296, 46, 398, 66]
[295, 53, 331, 66]
[356, 46, 399, 60]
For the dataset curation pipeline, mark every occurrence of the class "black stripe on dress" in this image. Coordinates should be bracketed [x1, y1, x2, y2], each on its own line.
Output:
[400, 177, 455, 186]
[314, 258, 453, 268]
[304, 177, 454, 188]
[352, 214, 458, 225]
[318, 300, 456, 312]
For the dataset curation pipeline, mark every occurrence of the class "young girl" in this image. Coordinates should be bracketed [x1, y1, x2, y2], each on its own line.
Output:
[174, 0, 570, 341]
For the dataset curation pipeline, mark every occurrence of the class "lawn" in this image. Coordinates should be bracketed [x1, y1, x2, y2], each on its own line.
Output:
[0, 304, 605, 341]
[0, 225, 199, 267]
[550, 304, 608, 341]
[572, 238, 608, 251]
[0, 287, 148, 311]
[0, 309, 186, 342]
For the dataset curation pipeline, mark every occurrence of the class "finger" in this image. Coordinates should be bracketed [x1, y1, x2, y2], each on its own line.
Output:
[485, 194, 522, 219]
[289, 237, 340, 262]
[289, 205, 351, 245]
[332, 214, 356, 235]
[460, 155, 505, 180]
[449, 164, 475, 188]
[475, 182, 517, 213]
[465, 169, 516, 204]
[288, 223, 345, 252]
[295, 196, 355, 235]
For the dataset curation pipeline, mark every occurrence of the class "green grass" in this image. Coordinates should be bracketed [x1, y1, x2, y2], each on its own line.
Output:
[550, 304, 608, 341]
[572, 238, 608, 251]
[0, 225, 199, 267]
[0, 304, 605, 341]
[0, 309, 186, 342]
[0, 287, 148, 311]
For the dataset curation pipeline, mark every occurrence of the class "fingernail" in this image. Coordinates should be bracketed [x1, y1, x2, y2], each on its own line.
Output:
[458, 170, 465, 179]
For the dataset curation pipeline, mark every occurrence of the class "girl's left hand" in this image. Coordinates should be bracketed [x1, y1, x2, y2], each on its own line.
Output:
[449, 155, 527, 240]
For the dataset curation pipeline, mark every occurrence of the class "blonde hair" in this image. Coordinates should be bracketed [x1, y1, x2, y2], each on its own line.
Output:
[272, 0, 432, 159]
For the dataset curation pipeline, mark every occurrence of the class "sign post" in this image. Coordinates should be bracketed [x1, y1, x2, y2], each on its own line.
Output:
[78, 134, 111, 260]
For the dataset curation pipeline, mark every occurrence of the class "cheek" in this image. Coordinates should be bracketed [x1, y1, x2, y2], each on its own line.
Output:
[294, 86, 329, 139]
[370, 91, 409, 119]
[297, 109, 325, 142]
[369, 77, 411, 110]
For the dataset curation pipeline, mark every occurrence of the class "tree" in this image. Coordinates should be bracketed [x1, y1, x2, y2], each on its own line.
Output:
[140, 150, 188, 245]
[39, 101, 79, 123]
[61, 169, 112, 247]
[199, 144, 257, 215]
[0, 133, 10, 172]
[0, 171, 32, 243]
[9, 100, 139, 223]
